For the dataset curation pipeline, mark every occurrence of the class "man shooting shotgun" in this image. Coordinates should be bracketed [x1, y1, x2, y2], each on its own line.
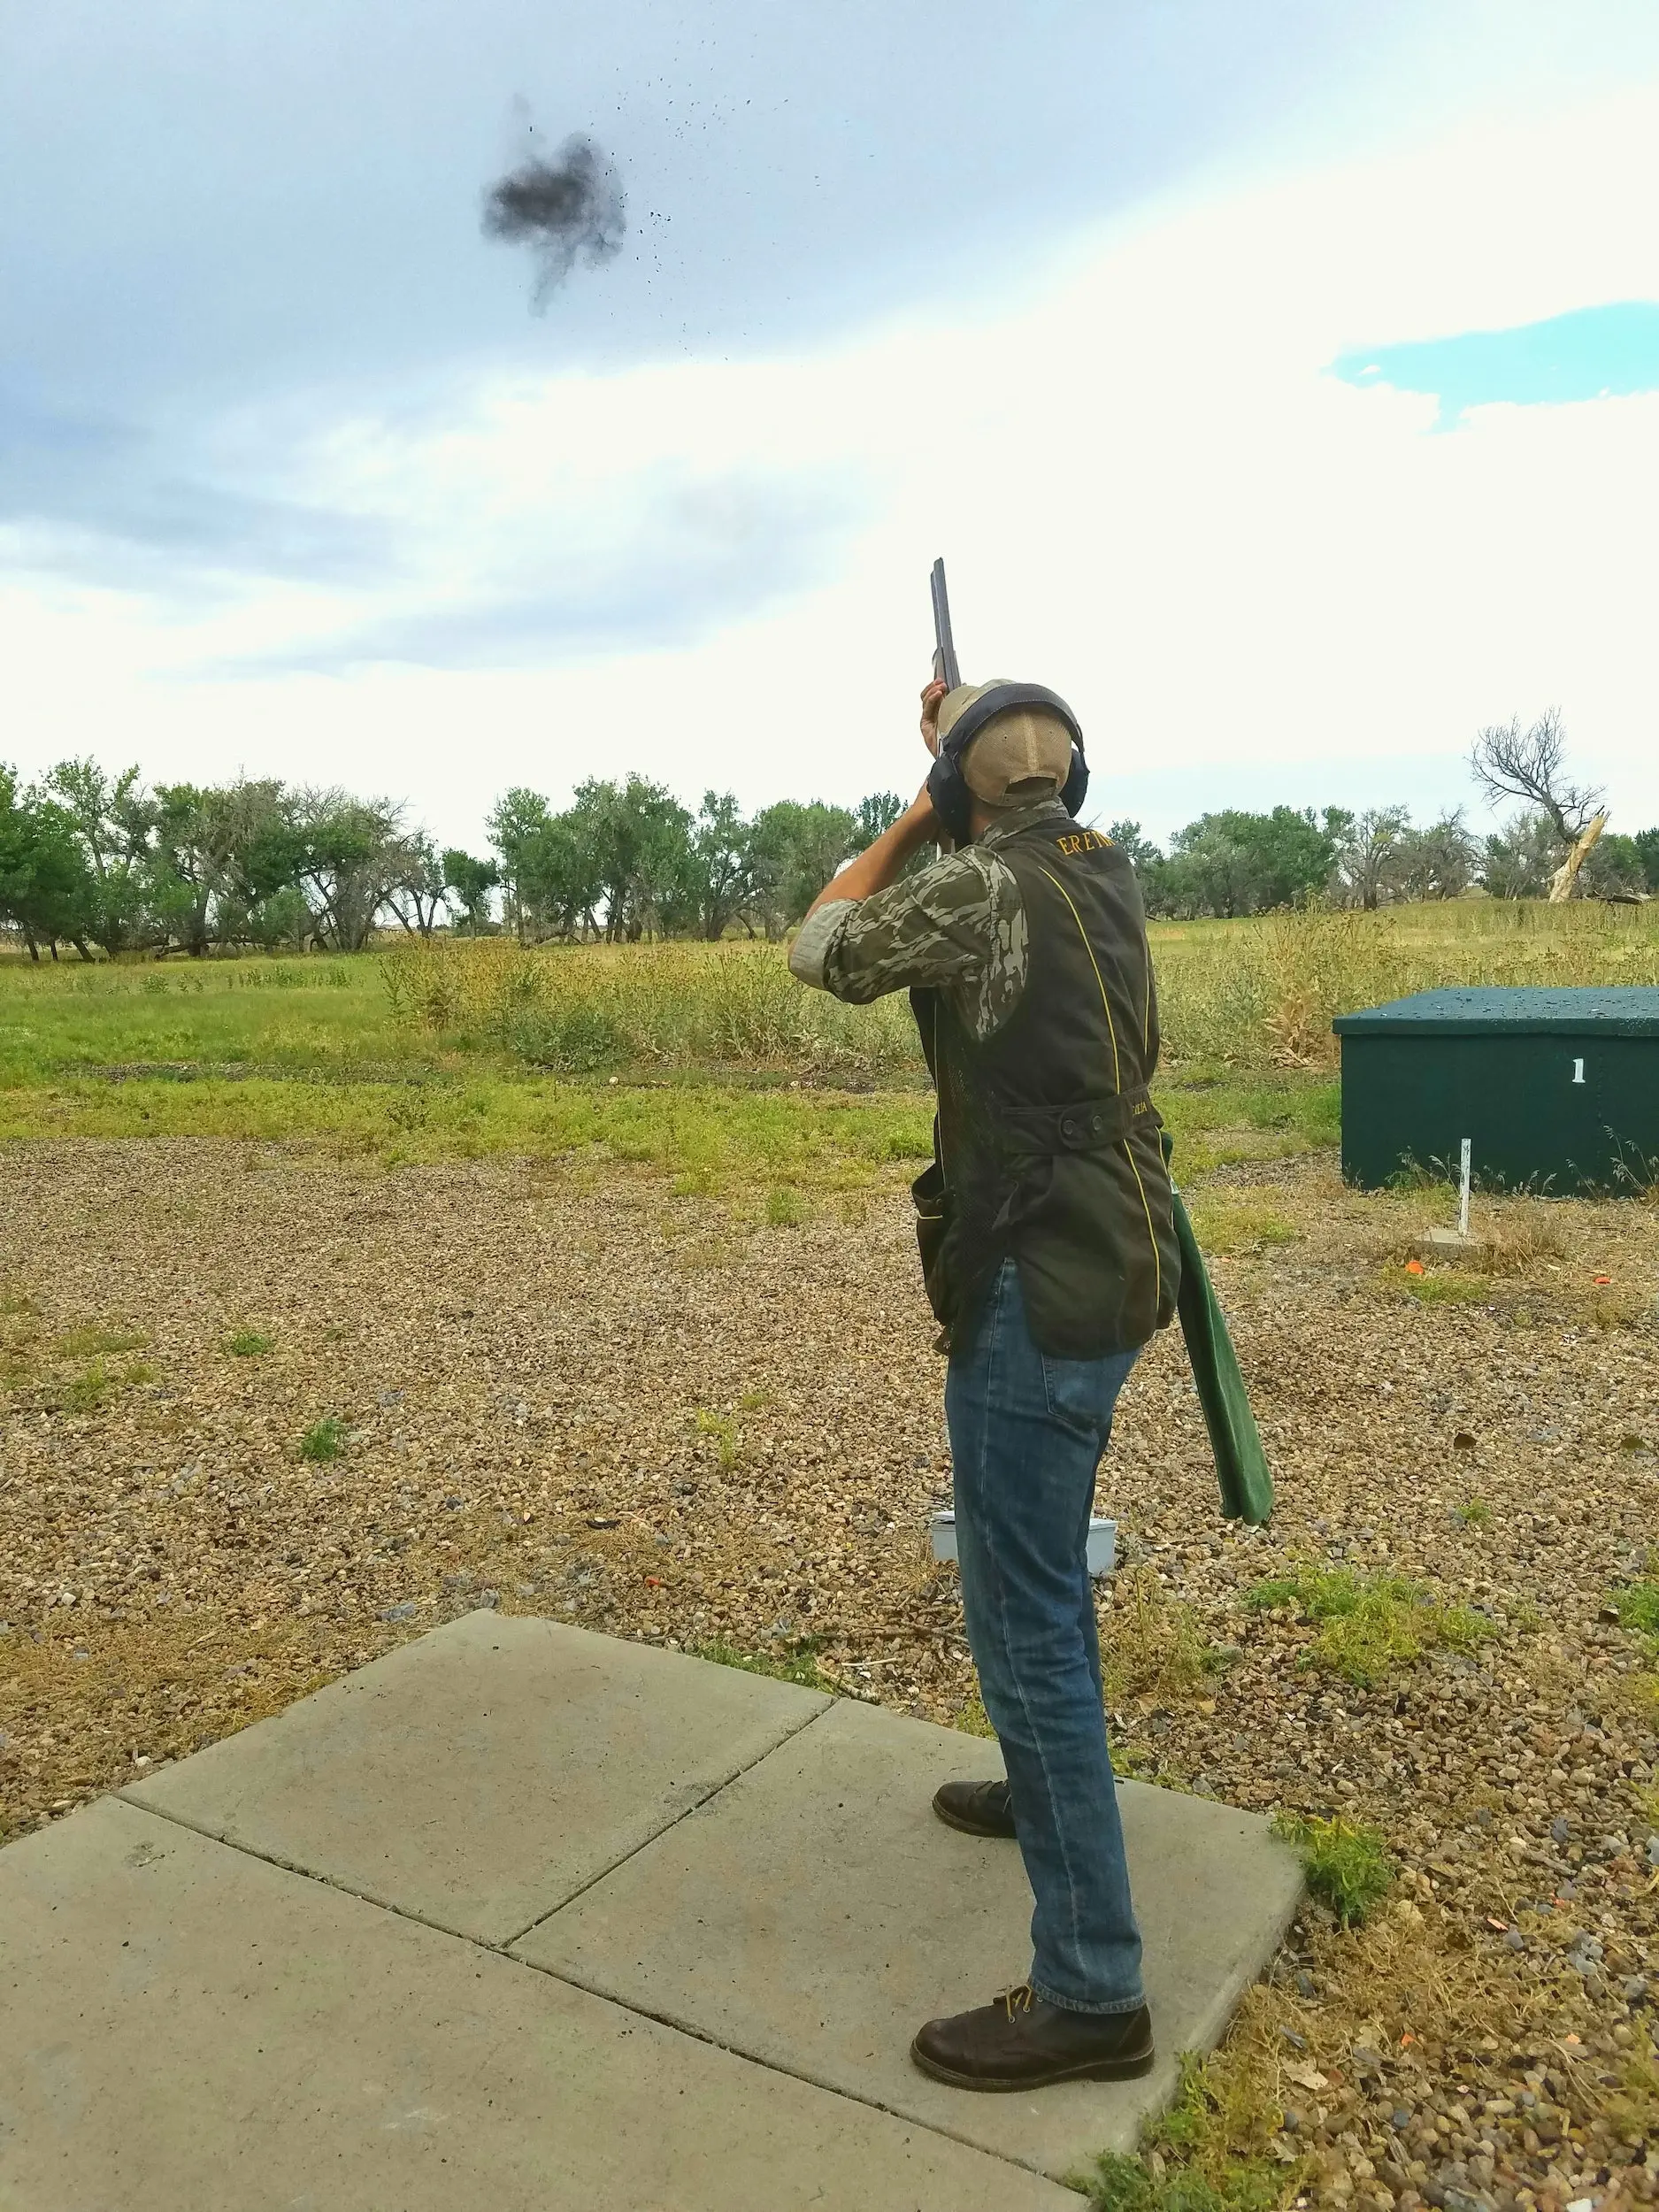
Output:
[787, 559, 1180, 2091]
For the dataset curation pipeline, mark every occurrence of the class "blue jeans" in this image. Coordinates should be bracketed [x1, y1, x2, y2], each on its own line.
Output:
[944, 1259, 1144, 2015]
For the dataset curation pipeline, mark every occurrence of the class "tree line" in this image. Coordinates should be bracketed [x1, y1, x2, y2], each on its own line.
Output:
[1, 711, 1652, 958]
[1115, 711, 1656, 918]
[1115, 803, 1657, 920]
[0, 759, 911, 959]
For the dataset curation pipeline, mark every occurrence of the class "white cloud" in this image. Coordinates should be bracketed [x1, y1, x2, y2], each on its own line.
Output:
[7, 81, 1659, 846]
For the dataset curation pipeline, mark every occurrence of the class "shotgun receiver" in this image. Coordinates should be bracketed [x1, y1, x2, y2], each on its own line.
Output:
[929, 557, 961, 692]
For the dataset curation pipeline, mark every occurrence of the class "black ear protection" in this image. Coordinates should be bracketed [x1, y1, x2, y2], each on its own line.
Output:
[926, 683, 1089, 845]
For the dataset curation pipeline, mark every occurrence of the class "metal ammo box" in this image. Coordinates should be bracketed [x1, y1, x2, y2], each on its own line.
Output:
[1333, 987, 1659, 1192]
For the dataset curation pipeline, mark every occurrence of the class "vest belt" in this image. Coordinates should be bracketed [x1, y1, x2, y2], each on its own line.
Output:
[996, 1086, 1155, 1154]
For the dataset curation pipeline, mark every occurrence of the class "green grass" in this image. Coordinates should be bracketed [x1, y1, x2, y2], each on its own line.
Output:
[1149, 899, 1659, 1070]
[298, 1416, 348, 1463]
[1454, 1497, 1493, 1527]
[0, 951, 405, 1083]
[0, 940, 1334, 1184]
[694, 1638, 836, 1692]
[1245, 1566, 1497, 1686]
[51, 1355, 157, 1414]
[1271, 1810, 1394, 1927]
[8, 898, 1658, 1086]
[1080, 2053, 1289, 2212]
[952, 1691, 999, 1739]
[692, 1408, 740, 1468]
[1184, 1199, 1300, 1256]
[52, 1325, 147, 1358]
[226, 1331, 273, 1357]
[1609, 1580, 1659, 1661]
[1104, 1567, 1221, 1704]
[6, 902, 1652, 1179]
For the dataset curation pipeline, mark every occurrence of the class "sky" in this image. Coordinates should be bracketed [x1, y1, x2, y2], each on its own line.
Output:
[4, 0, 1659, 851]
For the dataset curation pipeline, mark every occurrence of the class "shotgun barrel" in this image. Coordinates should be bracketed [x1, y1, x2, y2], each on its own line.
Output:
[929, 557, 961, 692]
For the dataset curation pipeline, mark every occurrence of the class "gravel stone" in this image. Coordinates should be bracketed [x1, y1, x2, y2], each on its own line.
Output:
[3, 1137, 1657, 2202]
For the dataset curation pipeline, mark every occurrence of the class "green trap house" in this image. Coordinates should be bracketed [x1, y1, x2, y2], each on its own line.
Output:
[1333, 987, 1659, 1193]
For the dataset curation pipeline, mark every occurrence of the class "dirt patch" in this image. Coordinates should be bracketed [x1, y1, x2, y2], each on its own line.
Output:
[2, 1138, 1656, 2207]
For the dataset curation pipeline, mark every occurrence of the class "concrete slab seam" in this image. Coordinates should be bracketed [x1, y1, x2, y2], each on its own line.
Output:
[503, 1944, 1072, 2188]
[111, 1694, 833, 1957]
[106, 1788, 1067, 2187]
[495, 1696, 839, 1949]
[109, 1796, 537, 1955]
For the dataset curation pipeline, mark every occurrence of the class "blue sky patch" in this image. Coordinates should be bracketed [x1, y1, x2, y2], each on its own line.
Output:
[1332, 300, 1659, 427]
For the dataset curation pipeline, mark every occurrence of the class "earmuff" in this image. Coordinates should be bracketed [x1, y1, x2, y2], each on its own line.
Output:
[926, 683, 1089, 845]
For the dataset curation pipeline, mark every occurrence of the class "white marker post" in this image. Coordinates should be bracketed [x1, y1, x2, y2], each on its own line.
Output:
[1458, 1138, 1472, 1240]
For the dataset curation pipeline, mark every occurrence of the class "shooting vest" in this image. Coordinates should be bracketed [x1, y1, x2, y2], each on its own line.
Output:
[910, 817, 1180, 1359]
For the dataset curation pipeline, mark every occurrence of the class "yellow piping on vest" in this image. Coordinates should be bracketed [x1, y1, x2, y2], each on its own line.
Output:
[1034, 867, 1120, 1093]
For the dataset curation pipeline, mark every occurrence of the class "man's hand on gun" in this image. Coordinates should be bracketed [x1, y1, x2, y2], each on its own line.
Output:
[919, 677, 948, 759]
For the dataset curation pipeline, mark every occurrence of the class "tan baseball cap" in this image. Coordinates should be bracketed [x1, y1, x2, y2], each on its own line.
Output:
[938, 680, 1075, 808]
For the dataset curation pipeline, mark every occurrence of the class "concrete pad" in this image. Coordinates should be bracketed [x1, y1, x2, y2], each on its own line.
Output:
[123, 1611, 829, 1945]
[0, 1796, 1073, 2212]
[516, 1698, 1303, 2185]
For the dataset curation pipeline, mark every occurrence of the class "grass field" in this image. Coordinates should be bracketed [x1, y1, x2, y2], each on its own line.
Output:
[1, 899, 1654, 1181]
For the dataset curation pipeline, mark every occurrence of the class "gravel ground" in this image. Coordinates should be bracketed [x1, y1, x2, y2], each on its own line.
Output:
[1, 1134, 1656, 2209]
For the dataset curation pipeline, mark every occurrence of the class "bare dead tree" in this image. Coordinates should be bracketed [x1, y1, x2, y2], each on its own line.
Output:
[1469, 709, 1603, 851]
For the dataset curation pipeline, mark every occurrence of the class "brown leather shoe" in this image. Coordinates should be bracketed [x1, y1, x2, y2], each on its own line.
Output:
[910, 1984, 1155, 2092]
[932, 1778, 1017, 1839]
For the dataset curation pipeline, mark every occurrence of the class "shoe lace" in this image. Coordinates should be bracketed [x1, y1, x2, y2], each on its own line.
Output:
[999, 1983, 1035, 2022]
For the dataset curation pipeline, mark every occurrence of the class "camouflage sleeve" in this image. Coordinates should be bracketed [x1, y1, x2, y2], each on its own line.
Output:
[789, 849, 1027, 1033]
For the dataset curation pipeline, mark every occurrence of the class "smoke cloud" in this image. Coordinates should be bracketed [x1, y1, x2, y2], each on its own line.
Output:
[482, 133, 626, 309]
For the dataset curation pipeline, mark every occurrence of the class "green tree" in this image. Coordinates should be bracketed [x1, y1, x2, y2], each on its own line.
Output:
[149, 780, 302, 954]
[748, 800, 857, 937]
[854, 791, 905, 845]
[1479, 810, 1557, 898]
[518, 812, 603, 939]
[1394, 810, 1479, 901]
[380, 832, 449, 939]
[486, 787, 555, 941]
[441, 849, 501, 934]
[687, 791, 754, 941]
[1633, 827, 1659, 891]
[0, 766, 96, 958]
[1164, 807, 1337, 918]
[42, 758, 157, 954]
[288, 788, 418, 952]
[1330, 805, 1410, 910]
[565, 776, 695, 941]
[1581, 831, 1648, 899]
[1105, 819, 1163, 871]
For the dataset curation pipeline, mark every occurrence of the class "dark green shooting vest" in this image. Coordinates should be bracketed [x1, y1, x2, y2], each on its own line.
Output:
[910, 816, 1180, 1359]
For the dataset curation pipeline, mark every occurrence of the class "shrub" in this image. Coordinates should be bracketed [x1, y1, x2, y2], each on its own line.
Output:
[506, 1002, 626, 1073]
[1271, 1810, 1394, 1926]
[226, 1331, 273, 1357]
[298, 1416, 348, 1463]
